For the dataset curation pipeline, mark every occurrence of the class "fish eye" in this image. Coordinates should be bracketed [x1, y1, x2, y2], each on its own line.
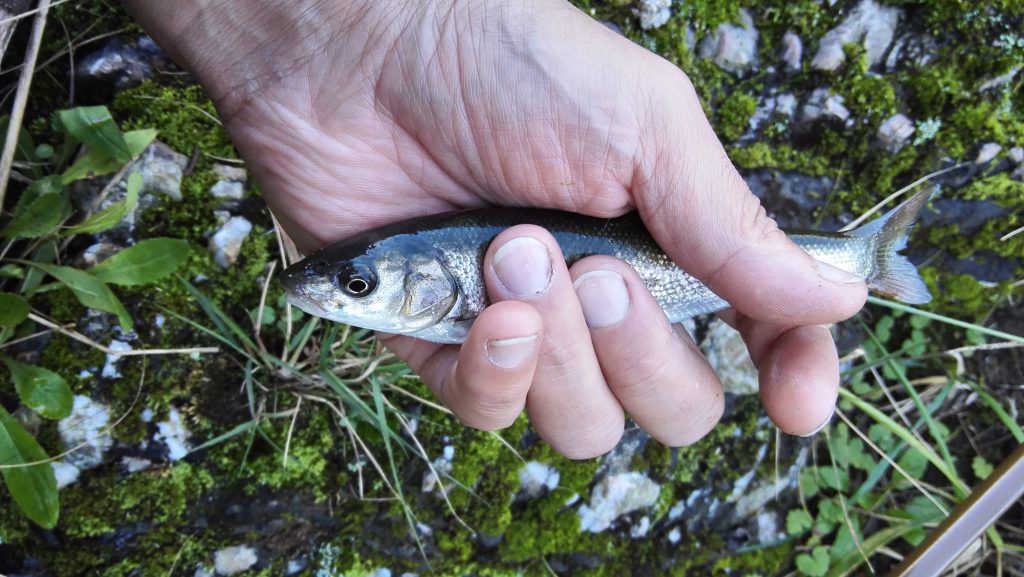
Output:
[336, 263, 377, 298]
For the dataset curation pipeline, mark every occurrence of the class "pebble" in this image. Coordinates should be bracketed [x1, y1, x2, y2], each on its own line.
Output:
[577, 472, 661, 533]
[135, 141, 188, 201]
[634, 0, 671, 30]
[975, 143, 1002, 165]
[877, 113, 916, 153]
[800, 88, 851, 124]
[780, 31, 803, 72]
[518, 461, 561, 497]
[59, 396, 113, 470]
[1008, 147, 1023, 165]
[699, 319, 758, 395]
[52, 461, 81, 490]
[698, 9, 759, 76]
[208, 216, 253, 268]
[101, 339, 133, 378]
[121, 456, 153, 473]
[212, 163, 247, 183]
[667, 527, 682, 544]
[75, 35, 166, 91]
[979, 67, 1020, 92]
[811, 0, 901, 71]
[213, 545, 258, 576]
[154, 408, 192, 461]
[208, 180, 245, 200]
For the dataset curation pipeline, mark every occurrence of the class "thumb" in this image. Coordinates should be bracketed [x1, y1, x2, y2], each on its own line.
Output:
[632, 69, 867, 325]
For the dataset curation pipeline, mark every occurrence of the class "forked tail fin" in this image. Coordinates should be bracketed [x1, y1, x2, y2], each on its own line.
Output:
[848, 189, 933, 304]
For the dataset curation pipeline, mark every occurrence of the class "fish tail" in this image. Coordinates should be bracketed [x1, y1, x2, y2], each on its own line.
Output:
[849, 189, 933, 304]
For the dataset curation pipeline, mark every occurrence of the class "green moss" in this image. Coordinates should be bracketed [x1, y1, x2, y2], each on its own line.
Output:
[717, 92, 758, 142]
[728, 143, 832, 176]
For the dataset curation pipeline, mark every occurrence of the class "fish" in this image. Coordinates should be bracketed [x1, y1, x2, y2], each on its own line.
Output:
[281, 189, 933, 344]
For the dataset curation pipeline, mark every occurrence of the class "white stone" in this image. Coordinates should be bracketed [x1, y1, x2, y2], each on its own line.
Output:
[442, 445, 455, 461]
[811, 0, 901, 71]
[368, 570, 393, 577]
[213, 545, 258, 575]
[877, 113, 916, 153]
[121, 456, 152, 473]
[136, 141, 188, 201]
[630, 516, 651, 538]
[975, 143, 1002, 165]
[141, 407, 154, 422]
[1008, 147, 1024, 165]
[101, 339, 133, 378]
[208, 216, 253, 268]
[577, 472, 661, 533]
[212, 163, 247, 183]
[700, 319, 758, 395]
[979, 67, 1020, 92]
[698, 9, 759, 76]
[52, 461, 81, 489]
[635, 0, 671, 30]
[801, 88, 850, 124]
[668, 500, 687, 520]
[518, 461, 560, 497]
[756, 511, 781, 543]
[667, 527, 682, 544]
[208, 180, 245, 200]
[780, 31, 803, 71]
[59, 396, 112, 470]
[154, 408, 192, 461]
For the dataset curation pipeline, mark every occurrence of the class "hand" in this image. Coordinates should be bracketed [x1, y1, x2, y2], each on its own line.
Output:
[126, 0, 867, 457]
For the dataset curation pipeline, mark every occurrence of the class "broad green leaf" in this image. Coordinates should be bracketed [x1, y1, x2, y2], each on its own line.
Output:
[0, 405, 59, 528]
[58, 106, 131, 163]
[60, 148, 122, 184]
[90, 238, 189, 286]
[20, 243, 56, 295]
[1, 192, 66, 239]
[0, 293, 29, 326]
[796, 546, 830, 577]
[1, 356, 72, 420]
[786, 509, 813, 535]
[10, 174, 63, 216]
[124, 128, 157, 156]
[21, 262, 133, 331]
[62, 172, 141, 236]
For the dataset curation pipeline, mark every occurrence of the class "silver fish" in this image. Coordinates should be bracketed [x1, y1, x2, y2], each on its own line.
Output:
[281, 190, 932, 343]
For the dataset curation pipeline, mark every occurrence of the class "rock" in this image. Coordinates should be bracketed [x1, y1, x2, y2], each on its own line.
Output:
[75, 35, 168, 91]
[135, 141, 189, 201]
[885, 33, 938, 71]
[877, 113, 915, 153]
[577, 472, 661, 533]
[52, 461, 81, 490]
[208, 216, 253, 268]
[212, 163, 247, 183]
[421, 444, 455, 493]
[811, 0, 901, 71]
[742, 169, 835, 229]
[1008, 147, 1024, 165]
[780, 31, 802, 72]
[698, 9, 759, 76]
[59, 396, 113, 470]
[208, 180, 245, 200]
[743, 92, 798, 141]
[519, 461, 560, 497]
[800, 87, 851, 125]
[634, 0, 671, 30]
[630, 516, 651, 538]
[700, 319, 758, 395]
[154, 408, 192, 461]
[975, 143, 1002, 165]
[213, 545, 258, 576]
[120, 456, 152, 473]
[74, 242, 122, 268]
[101, 339, 133, 378]
[979, 67, 1020, 92]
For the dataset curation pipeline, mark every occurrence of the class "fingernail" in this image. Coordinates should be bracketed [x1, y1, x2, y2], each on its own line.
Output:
[573, 270, 630, 329]
[800, 406, 835, 437]
[815, 260, 863, 285]
[485, 335, 538, 369]
[492, 237, 553, 297]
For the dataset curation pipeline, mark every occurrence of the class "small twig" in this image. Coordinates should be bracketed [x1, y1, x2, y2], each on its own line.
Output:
[28, 311, 220, 356]
[0, 0, 64, 26]
[282, 395, 301, 468]
[1000, 225, 1024, 242]
[840, 163, 967, 232]
[0, 0, 51, 210]
[253, 259, 276, 354]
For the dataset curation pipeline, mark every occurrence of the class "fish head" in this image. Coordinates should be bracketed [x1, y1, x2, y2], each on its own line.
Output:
[281, 234, 460, 334]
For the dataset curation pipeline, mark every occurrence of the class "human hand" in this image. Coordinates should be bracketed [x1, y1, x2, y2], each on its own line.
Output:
[126, 0, 867, 457]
